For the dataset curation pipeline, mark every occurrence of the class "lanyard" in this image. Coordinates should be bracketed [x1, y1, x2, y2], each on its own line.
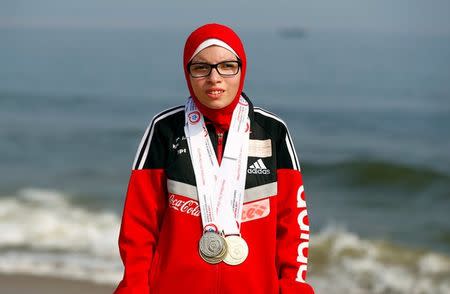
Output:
[184, 97, 249, 235]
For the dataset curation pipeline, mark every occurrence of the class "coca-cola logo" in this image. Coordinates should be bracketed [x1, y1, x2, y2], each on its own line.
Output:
[169, 194, 200, 217]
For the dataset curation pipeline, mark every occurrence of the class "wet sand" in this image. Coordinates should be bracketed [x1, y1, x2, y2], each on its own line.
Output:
[0, 273, 115, 294]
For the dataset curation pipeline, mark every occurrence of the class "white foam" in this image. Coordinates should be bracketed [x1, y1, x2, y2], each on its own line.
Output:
[0, 188, 122, 284]
[418, 253, 450, 274]
[0, 188, 120, 256]
[308, 224, 450, 294]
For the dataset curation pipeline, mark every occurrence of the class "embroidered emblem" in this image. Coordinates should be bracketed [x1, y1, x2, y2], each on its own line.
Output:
[188, 111, 201, 125]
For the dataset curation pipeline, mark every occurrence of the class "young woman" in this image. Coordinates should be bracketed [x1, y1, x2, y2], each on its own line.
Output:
[115, 23, 314, 294]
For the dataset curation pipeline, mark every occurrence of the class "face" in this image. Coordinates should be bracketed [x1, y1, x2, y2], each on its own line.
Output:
[189, 45, 241, 110]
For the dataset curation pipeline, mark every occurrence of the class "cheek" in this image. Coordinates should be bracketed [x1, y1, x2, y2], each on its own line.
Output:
[228, 77, 241, 95]
[189, 78, 203, 95]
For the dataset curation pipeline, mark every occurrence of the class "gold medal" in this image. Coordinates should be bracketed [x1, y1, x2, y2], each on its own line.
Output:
[223, 235, 248, 265]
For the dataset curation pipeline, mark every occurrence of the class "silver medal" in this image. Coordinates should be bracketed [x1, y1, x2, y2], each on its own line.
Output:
[199, 246, 226, 264]
[199, 231, 227, 263]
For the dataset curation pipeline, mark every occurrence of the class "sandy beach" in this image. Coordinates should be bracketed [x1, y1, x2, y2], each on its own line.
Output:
[0, 273, 115, 294]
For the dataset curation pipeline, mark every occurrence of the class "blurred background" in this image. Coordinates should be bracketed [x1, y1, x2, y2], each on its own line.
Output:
[1, 1, 449, 293]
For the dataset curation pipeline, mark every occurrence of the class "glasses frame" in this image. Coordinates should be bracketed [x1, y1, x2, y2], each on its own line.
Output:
[187, 59, 242, 78]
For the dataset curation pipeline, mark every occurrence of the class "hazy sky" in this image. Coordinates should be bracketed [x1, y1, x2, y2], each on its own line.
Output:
[2, 0, 450, 34]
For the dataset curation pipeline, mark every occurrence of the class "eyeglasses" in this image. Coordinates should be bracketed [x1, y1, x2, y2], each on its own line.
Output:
[187, 60, 241, 78]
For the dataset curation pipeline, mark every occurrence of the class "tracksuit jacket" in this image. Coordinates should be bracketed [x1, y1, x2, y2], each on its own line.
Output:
[115, 94, 314, 294]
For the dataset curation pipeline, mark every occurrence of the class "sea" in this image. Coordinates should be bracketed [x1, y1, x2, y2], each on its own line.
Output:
[0, 27, 449, 294]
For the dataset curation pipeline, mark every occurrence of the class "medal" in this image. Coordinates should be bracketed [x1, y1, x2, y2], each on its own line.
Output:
[199, 247, 227, 264]
[199, 231, 227, 263]
[223, 235, 248, 265]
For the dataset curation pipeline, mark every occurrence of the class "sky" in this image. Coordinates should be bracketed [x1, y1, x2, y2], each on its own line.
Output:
[1, 0, 450, 34]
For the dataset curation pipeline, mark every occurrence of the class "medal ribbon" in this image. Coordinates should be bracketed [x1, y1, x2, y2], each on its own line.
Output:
[185, 97, 249, 235]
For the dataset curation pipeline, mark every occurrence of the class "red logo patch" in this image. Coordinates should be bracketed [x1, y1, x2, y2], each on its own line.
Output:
[188, 111, 201, 124]
[241, 198, 270, 222]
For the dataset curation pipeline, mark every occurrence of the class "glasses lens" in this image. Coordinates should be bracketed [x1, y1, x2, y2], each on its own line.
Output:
[217, 61, 240, 76]
[189, 61, 240, 78]
[189, 63, 211, 78]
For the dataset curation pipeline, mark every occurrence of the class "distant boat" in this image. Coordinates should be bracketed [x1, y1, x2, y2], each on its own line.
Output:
[278, 27, 307, 39]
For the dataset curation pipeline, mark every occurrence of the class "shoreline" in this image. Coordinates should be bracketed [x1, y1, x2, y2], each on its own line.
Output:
[0, 273, 115, 294]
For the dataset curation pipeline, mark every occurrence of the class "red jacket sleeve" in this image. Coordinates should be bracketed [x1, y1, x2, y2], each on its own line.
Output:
[115, 120, 168, 294]
[114, 169, 167, 294]
[277, 169, 314, 294]
[276, 126, 314, 294]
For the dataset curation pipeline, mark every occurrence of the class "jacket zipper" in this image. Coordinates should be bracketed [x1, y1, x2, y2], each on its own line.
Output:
[215, 129, 224, 293]
[217, 131, 224, 165]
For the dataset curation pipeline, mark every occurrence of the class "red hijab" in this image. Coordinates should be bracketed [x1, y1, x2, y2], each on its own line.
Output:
[183, 23, 247, 131]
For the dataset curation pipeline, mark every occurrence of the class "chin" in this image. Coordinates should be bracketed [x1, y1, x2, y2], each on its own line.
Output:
[207, 102, 226, 109]
[201, 99, 232, 110]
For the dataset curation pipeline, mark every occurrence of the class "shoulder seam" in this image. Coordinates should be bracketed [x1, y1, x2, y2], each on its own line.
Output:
[254, 107, 284, 123]
[132, 105, 184, 170]
[154, 105, 185, 120]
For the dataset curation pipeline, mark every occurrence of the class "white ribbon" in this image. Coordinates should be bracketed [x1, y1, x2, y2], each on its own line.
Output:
[184, 97, 249, 235]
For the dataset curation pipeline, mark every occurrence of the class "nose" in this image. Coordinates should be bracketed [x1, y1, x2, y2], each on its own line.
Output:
[207, 67, 222, 82]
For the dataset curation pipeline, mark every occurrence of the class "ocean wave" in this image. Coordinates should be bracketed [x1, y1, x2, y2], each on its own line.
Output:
[305, 159, 450, 191]
[0, 188, 120, 256]
[0, 188, 121, 284]
[1, 188, 449, 293]
[309, 225, 450, 294]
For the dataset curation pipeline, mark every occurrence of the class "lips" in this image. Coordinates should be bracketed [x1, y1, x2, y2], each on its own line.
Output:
[206, 88, 225, 98]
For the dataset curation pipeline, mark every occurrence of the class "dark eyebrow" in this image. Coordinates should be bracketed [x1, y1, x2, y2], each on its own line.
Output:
[190, 58, 208, 63]
[190, 59, 238, 64]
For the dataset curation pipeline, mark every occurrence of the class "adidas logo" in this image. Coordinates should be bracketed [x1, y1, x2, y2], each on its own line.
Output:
[247, 159, 271, 175]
